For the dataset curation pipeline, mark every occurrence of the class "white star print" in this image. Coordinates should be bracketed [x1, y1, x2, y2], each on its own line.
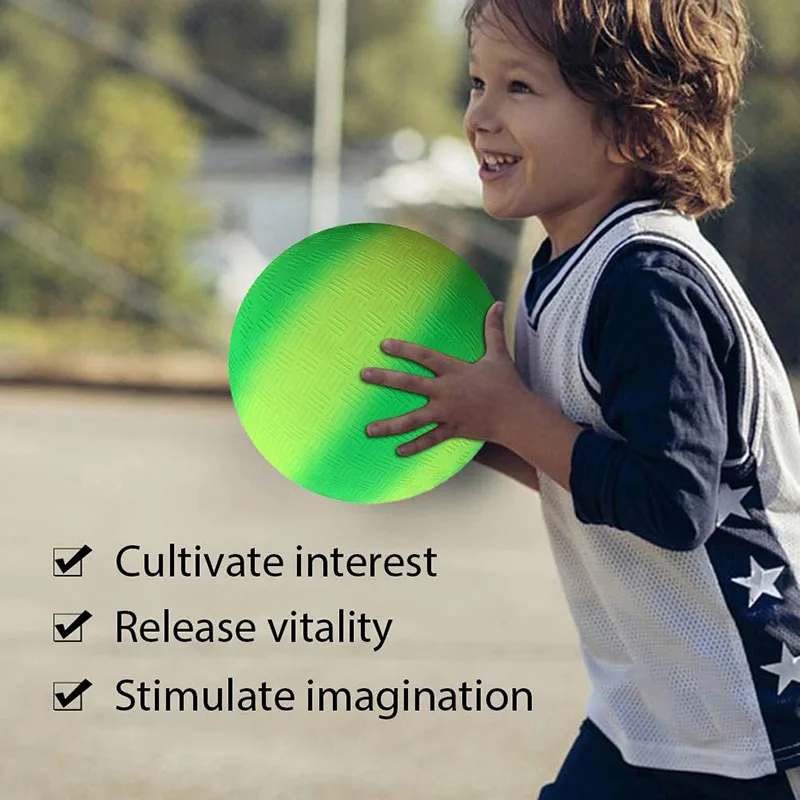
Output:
[716, 483, 752, 527]
[763, 644, 800, 695]
[731, 557, 784, 608]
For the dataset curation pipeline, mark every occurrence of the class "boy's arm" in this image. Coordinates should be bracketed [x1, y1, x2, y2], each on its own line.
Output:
[473, 440, 541, 492]
[495, 393, 584, 493]
[496, 254, 734, 553]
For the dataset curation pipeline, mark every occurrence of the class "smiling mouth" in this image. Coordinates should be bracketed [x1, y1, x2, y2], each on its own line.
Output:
[479, 154, 522, 181]
[481, 154, 522, 171]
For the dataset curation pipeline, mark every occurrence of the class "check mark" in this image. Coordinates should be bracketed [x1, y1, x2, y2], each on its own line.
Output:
[54, 611, 92, 641]
[53, 545, 92, 576]
[53, 679, 92, 710]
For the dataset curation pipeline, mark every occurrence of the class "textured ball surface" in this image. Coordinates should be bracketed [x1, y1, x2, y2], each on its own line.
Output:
[228, 222, 494, 504]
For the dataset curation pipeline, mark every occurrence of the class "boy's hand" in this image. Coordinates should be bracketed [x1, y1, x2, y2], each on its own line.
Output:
[360, 302, 526, 456]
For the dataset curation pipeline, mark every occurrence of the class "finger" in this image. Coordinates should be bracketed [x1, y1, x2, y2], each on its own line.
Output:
[366, 407, 436, 439]
[382, 339, 451, 374]
[396, 425, 452, 457]
[485, 301, 509, 354]
[361, 367, 436, 397]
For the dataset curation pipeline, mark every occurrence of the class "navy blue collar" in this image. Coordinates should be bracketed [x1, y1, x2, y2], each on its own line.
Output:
[531, 195, 661, 273]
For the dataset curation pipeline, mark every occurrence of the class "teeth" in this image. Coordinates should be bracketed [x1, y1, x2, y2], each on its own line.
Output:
[484, 153, 520, 167]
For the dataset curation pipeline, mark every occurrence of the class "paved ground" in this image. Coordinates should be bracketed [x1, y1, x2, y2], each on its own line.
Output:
[0, 387, 589, 799]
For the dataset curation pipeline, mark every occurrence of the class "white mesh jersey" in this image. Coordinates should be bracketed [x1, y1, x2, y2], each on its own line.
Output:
[514, 198, 800, 778]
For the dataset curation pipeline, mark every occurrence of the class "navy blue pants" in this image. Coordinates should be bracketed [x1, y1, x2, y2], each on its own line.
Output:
[539, 719, 800, 799]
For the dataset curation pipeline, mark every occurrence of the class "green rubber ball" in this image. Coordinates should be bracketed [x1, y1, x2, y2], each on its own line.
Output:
[228, 222, 495, 504]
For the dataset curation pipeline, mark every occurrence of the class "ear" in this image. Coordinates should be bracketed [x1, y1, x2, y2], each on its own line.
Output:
[606, 138, 635, 165]
[596, 112, 635, 165]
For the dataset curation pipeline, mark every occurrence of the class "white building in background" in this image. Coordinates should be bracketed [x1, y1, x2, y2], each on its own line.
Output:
[183, 137, 389, 317]
[183, 133, 483, 318]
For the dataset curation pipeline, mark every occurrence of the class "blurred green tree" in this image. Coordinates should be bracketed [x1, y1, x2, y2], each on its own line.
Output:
[0, 2, 212, 328]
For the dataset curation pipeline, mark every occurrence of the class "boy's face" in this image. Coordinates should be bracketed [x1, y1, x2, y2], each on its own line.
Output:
[464, 9, 630, 225]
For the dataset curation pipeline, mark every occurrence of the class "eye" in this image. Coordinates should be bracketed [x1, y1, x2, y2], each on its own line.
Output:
[510, 80, 533, 94]
[469, 76, 534, 94]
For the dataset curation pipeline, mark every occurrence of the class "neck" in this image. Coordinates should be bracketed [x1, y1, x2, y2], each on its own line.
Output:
[540, 189, 641, 259]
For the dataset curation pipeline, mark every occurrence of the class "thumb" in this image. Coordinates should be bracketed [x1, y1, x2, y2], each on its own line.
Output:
[486, 301, 508, 350]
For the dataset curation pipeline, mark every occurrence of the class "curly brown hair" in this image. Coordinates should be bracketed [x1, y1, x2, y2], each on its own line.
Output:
[462, 0, 752, 218]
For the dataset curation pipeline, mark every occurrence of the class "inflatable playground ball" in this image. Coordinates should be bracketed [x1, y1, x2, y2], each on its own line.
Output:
[228, 222, 495, 504]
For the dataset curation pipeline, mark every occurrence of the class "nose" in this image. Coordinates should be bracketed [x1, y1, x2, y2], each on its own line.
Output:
[464, 92, 503, 138]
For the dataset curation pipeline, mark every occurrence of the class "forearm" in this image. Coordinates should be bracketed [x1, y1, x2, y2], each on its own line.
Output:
[569, 428, 722, 551]
[494, 388, 724, 551]
[473, 441, 540, 492]
[495, 388, 584, 493]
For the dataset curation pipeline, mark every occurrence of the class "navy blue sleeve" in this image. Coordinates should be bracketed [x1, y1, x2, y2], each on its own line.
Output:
[569, 247, 735, 551]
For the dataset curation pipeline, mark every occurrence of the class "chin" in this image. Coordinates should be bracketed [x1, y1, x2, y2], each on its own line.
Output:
[482, 204, 526, 220]
[482, 192, 541, 220]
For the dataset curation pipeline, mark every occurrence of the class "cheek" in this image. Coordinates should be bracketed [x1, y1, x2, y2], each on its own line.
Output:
[558, 110, 606, 159]
[520, 102, 597, 157]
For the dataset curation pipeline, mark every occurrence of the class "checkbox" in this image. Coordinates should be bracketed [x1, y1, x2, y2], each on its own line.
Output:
[53, 611, 92, 643]
[53, 545, 92, 577]
[53, 679, 92, 711]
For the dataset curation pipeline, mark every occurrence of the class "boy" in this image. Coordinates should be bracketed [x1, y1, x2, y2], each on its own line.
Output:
[361, 0, 800, 796]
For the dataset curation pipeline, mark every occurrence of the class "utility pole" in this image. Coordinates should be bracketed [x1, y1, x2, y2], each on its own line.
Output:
[309, 0, 348, 235]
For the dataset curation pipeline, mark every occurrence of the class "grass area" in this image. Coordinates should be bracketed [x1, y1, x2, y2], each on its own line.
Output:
[0, 314, 228, 390]
[0, 314, 213, 357]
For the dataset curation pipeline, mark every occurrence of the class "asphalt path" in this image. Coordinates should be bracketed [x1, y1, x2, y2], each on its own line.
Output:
[0, 387, 588, 799]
